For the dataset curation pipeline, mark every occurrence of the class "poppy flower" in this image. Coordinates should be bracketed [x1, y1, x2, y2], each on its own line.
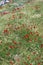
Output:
[35, 31, 39, 36]
[17, 7, 20, 10]
[30, 64, 32, 65]
[13, 41, 17, 44]
[38, 63, 40, 65]
[26, 64, 28, 65]
[9, 61, 14, 65]
[24, 62, 27, 64]
[33, 52, 36, 55]
[24, 62, 28, 65]
[30, 32, 33, 35]
[24, 34, 29, 39]
[9, 46, 14, 49]
[34, 38, 37, 42]
[16, 27, 20, 30]
[27, 56, 30, 60]
[3, 29, 9, 34]
[3, 11, 9, 15]
[40, 44, 43, 48]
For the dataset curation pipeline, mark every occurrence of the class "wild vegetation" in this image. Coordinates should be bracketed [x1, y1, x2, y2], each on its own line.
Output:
[0, 0, 43, 65]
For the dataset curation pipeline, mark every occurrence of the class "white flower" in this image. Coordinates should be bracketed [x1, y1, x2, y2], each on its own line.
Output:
[13, 3, 19, 6]
[0, 1, 4, 5]
[14, 54, 20, 61]
[6, 0, 9, 3]
[31, 14, 41, 18]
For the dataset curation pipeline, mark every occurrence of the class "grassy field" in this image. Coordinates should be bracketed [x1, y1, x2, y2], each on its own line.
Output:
[0, 0, 43, 65]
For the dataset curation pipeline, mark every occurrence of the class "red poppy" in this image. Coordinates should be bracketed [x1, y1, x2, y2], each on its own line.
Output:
[3, 11, 9, 15]
[27, 56, 30, 60]
[35, 31, 39, 36]
[26, 64, 28, 65]
[17, 27, 20, 30]
[9, 61, 14, 65]
[40, 44, 43, 48]
[38, 63, 40, 65]
[30, 63, 32, 65]
[24, 62, 28, 65]
[17, 7, 20, 10]
[30, 32, 33, 35]
[33, 52, 36, 55]
[24, 34, 29, 39]
[13, 41, 17, 44]
[34, 38, 37, 42]
[9, 46, 14, 49]
[24, 62, 27, 64]
[3, 29, 9, 34]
